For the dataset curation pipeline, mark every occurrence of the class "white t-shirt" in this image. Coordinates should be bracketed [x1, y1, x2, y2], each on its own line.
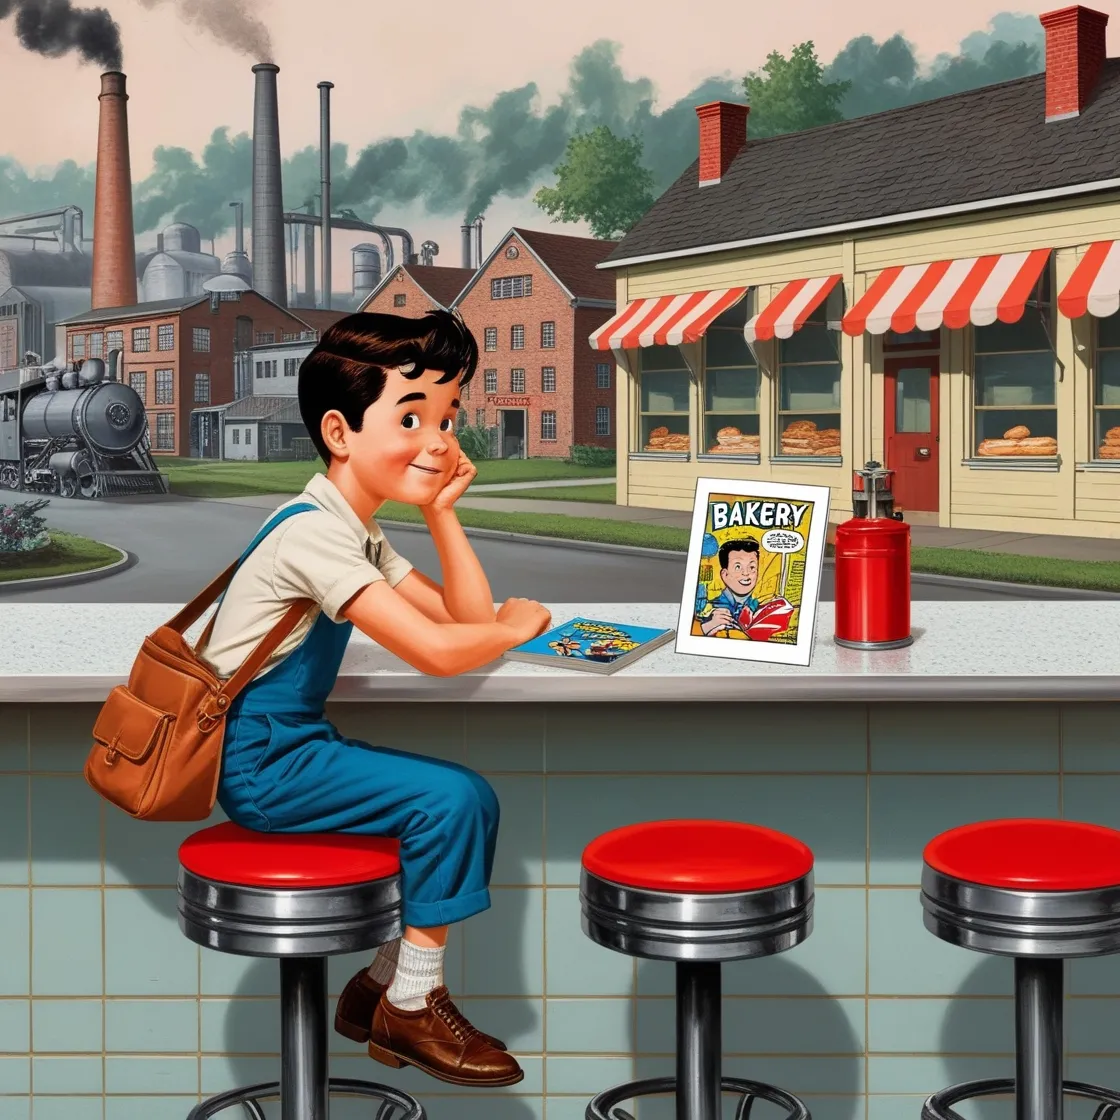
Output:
[199, 473, 413, 680]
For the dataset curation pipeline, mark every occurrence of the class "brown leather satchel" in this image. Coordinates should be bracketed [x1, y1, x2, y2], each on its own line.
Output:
[84, 557, 313, 822]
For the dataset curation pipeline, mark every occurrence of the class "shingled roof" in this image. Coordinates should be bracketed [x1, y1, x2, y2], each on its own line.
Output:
[404, 265, 476, 308]
[603, 61, 1120, 267]
[512, 228, 619, 300]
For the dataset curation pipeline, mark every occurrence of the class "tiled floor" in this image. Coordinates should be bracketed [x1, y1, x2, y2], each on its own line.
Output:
[1, 699, 1119, 1119]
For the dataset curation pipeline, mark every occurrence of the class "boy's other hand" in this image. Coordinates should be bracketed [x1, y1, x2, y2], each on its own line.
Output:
[425, 450, 477, 513]
[497, 597, 552, 644]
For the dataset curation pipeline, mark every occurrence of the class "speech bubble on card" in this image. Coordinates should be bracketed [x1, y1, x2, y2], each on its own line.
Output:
[761, 529, 804, 553]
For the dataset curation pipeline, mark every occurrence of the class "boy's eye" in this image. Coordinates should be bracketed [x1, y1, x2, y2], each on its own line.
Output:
[439, 418, 453, 432]
[401, 413, 420, 430]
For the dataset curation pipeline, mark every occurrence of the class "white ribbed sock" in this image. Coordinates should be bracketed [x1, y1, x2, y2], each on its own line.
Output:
[385, 940, 445, 1011]
[367, 937, 401, 985]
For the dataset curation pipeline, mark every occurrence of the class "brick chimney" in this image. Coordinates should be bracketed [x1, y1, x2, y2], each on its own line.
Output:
[695, 102, 749, 187]
[91, 72, 138, 310]
[1040, 5, 1109, 121]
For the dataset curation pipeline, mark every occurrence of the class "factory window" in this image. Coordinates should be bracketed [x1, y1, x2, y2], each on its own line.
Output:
[157, 324, 175, 351]
[484, 328, 497, 352]
[638, 345, 690, 453]
[129, 372, 146, 400]
[220, 291, 241, 302]
[232, 429, 240, 445]
[596, 362, 612, 390]
[255, 332, 275, 345]
[541, 321, 555, 348]
[491, 275, 532, 299]
[541, 367, 556, 393]
[71, 334, 86, 360]
[484, 369, 498, 394]
[973, 269, 1056, 457]
[194, 373, 210, 404]
[704, 312, 760, 456]
[284, 358, 299, 377]
[245, 428, 252, 445]
[777, 303, 840, 458]
[193, 328, 211, 352]
[511, 325, 525, 350]
[106, 330, 123, 352]
[155, 369, 174, 405]
[394, 294, 406, 307]
[511, 369, 526, 394]
[475, 408, 486, 427]
[132, 327, 151, 353]
[541, 410, 557, 441]
[89, 333, 104, 359]
[155, 413, 175, 451]
[596, 406, 611, 437]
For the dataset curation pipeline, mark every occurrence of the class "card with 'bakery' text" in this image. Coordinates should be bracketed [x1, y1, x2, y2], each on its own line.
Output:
[675, 477, 831, 667]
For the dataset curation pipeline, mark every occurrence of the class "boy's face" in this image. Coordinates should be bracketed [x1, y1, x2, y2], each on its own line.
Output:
[721, 549, 759, 596]
[346, 365, 462, 505]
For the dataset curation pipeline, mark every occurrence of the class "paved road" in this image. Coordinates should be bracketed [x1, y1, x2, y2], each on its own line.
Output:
[0, 493, 1105, 602]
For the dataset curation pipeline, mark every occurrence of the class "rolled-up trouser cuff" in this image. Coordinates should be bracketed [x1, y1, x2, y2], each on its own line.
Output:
[404, 886, 491, 929]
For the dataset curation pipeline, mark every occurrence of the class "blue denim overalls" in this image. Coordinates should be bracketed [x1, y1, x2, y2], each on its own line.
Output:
[214, 502, 498, 928]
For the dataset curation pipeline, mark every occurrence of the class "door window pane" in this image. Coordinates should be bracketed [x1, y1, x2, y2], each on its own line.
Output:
[895, 367, 931, 433]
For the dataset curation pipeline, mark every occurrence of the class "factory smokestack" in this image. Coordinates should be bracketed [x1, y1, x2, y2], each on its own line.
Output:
[461, 224, 473, 269]
[251, 63, 287, 307]
[319, 81, 333, 311]
[91, 72, 137, 310]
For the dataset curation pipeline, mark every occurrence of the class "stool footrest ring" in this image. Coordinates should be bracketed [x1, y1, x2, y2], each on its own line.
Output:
[185, 1075, 426, 1120]
[586, 1075, 810, 1120]
[923, 1077, 1120, 1120]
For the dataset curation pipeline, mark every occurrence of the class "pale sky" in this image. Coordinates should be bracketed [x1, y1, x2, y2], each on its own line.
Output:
[0, 0, 1075, 292]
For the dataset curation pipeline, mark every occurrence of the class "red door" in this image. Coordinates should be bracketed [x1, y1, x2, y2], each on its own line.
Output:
[884, 357, 939, 512]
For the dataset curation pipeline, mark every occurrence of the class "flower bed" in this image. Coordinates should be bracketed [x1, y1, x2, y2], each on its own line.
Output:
[0, 499, 50, 553]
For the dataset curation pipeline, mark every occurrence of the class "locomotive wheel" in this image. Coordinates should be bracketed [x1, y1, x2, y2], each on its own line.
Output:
[79, 472, 98, 499]
[59, 474, 77, 499]
[0, 465, 17, 489]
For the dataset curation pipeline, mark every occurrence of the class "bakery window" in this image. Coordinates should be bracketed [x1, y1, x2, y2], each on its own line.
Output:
[702, 319, 759, 457]
[972, 274, 1056, 459]
[776, 304, 841, 458]
[638, 345, 690, 453]
[1094, 312, 1120, 461]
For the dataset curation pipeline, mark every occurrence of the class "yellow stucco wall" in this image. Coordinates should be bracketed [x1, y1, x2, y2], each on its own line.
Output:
[612, 191, 1120, 538]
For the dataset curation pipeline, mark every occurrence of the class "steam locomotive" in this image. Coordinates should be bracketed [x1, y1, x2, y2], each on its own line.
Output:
[0, 350, 168, 499]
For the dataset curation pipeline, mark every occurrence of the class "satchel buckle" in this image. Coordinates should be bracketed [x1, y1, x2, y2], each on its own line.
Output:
[105, 736, 120, 765]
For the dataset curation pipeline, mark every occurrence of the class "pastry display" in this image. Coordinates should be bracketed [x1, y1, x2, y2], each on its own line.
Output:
[780, 420, 841, 457]
[644, 425, 690, 452]
[977, 425, 1057, 457]
[706, 424, 761, 454]
[1098, 424, 1120, 460]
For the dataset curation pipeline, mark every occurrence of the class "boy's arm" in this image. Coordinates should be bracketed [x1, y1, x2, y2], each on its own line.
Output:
[418, 506, 496, 623]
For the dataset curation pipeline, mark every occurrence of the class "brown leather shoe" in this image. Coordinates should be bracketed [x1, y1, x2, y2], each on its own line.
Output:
[367, 985, 524, 1087]
[334, 968, 507, 1050]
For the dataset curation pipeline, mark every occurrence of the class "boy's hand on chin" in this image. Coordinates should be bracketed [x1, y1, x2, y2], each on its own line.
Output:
[423, 451, 477, 514]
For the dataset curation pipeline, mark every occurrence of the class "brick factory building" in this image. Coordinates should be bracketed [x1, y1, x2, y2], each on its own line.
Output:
[59, 290, 317, 457]
[452, 228, 618, 459]
[359, 264, 476, 317]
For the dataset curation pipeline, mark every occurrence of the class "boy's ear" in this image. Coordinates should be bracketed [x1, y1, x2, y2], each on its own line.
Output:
[321, 410, 351, 460]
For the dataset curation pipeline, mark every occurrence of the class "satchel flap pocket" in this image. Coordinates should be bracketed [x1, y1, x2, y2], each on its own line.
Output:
[92, 686, 175, 763]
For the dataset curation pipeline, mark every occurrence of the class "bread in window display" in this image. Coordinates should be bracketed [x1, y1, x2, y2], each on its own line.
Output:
[706, 425, 761, 453]
[780, 420, 841, 456]
[1097, 426, 1120, 459]
[977, 425, 1058, 457]
[644, 425, 690, 452]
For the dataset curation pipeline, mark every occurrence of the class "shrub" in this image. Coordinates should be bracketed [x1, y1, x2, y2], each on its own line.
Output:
[568, 444, 616, 467]
[456, 423, 491, 461]
[0, 499, 51, 552]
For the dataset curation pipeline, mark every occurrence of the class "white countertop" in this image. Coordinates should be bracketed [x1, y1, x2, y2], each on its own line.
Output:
[1, 602, 1117, 701]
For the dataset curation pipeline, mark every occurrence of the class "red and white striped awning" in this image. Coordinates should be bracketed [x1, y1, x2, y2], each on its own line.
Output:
[842, 249, 1051, 336]
[743, 274, 842, 343]
[589, 287, 749, 350]
[1058, 241, 1120, 319]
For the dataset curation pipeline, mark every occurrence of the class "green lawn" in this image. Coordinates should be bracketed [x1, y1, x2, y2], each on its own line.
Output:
[0, 531, 123, 582]
[161, 457, 614, 498]
[489, 483, 618, 502]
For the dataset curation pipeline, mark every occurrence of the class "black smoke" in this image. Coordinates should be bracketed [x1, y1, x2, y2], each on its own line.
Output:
[0, 12, 1047, 239]
[0, 0, 122, 69]
[135, 0, 272, 62]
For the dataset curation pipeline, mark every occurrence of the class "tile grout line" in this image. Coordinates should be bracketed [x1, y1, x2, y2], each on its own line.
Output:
[100, 792, 106, 1120]
[25, 707, 31, 1114]
[541, 704, 548, 1115]
[864, 701, 871, 1120]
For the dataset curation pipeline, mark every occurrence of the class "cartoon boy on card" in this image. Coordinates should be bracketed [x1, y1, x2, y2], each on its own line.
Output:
[199, 311, 551, 1087]
[698, 537, 794, 640]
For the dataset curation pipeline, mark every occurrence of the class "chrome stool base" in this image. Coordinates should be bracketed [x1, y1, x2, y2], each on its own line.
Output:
[587, 1075, 810, 1120]
[186, 1077, 425, 1120]
[922, 1077, 1120, 1120]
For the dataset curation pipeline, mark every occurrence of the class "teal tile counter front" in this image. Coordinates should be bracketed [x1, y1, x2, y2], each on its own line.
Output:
[2, 602, 1120, 1120]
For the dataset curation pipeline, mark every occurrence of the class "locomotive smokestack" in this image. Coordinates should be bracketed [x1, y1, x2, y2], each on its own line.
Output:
[91, 72, 138, 310]
[251, 63, 287, 307]
[319, 81, 333, 311]
[461, 223, 473, 269]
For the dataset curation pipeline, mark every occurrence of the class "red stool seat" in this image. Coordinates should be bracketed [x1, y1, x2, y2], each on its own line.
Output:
[179, 822, 400, 889]
[924, 818, 1120, 891]
[582, 819, 813, 893]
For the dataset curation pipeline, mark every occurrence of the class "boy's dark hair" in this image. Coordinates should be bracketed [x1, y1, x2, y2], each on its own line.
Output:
[719, 538, 759, 570]
[298, 309, 479, 464]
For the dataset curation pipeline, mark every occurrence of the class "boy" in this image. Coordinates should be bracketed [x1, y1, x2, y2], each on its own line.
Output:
[699, 538, 793, 640]
[199, 310, 551, 1088]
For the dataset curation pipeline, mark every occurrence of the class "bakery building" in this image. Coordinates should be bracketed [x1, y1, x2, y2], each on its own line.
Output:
[452, 228, 618, 458]
[595, 4, 1120, 538]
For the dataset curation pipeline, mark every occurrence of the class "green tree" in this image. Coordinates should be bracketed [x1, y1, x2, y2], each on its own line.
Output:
[743, 41, 851, 137]
[534, 126, 656, 240]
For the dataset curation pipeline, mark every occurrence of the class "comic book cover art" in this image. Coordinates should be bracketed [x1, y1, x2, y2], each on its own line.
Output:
[503, 617, 675, 674]
[675, 478, 831, 667]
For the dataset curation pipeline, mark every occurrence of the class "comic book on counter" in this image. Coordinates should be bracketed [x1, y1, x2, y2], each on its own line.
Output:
[675, 478, 831, 667]
[502, 618, 675, 674]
